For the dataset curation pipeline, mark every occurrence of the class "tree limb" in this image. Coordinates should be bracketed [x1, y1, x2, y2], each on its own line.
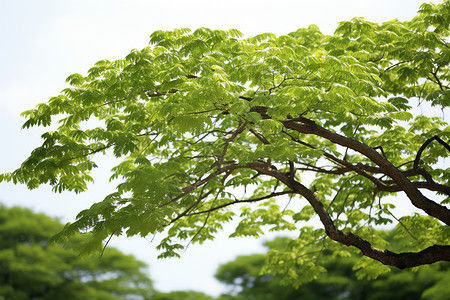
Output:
[258, 167, 450, 268]
[413, 135, 450, 170]
[375, 181, 450, 196]
[186, 190, 295, 216]
[217, 121, 248, 168]
[283, 117, 450, 225]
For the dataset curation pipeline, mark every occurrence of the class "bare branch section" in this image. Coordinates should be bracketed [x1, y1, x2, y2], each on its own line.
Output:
[376, 181, 450, 195]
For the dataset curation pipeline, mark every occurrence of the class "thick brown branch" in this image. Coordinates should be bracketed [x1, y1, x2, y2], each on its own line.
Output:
[282, 130, 388, 188]
[250, 106, 270, 119]
[268, 170, 450, 268]
[334, 232, 450, 268]
[283, 117, 450, 225]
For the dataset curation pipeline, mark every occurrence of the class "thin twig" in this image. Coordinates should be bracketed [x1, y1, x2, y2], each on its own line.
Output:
[100, 231, 116, 257]
[187, 191, 295, 216]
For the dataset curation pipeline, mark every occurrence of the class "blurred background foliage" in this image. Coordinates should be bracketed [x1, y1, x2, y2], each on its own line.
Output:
[0, 205, 153, 300]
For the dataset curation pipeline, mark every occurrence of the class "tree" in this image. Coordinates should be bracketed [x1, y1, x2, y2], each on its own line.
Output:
[150, 290, 214, 300]
[0, 205, 153, 300]
[1, 0, 449, 284]
[215, 236, 450, 300]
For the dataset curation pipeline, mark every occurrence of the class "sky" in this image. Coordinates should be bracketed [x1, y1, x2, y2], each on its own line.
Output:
[0, 0, 441, 296]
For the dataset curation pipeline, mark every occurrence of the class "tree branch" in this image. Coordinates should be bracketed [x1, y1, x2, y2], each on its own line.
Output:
[158, 164, 243, 209]
[281, 129, 389, 188]
[384, 60, 412, 72]
[431, 67, 445, 91]
[261, 168, 450, 268]
[217, 121, 248, 168]
[413, 135, 450, 170]
[249, 128, 270, 144]
[186, 191, 295, 216]
[375, 181, 450, 196]
[283, 117, 450, 225]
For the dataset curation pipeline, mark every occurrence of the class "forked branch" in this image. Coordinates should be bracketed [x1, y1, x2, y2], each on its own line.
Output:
[282, 117, 450, 225]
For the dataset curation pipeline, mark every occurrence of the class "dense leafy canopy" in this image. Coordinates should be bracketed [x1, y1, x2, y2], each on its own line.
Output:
[0, 206, 153, 300]
[1, 0, 450, 284]
[215, 237, 450, 300]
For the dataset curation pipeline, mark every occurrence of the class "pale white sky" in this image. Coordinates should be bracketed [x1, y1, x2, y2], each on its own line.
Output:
[0, 0, 440, 296]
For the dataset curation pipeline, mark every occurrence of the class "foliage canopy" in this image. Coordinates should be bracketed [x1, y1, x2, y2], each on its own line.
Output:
[0, 205, 153, 300]
[1, 0, 450, 284]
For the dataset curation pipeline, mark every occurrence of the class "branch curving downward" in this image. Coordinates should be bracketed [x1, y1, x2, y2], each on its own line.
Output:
[413, 135, 450, 170]
[282, 117, 450, 226]
[250, 165, 450, 268]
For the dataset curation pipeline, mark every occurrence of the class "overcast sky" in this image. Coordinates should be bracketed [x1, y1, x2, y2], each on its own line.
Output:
[0, 0, 441, 296]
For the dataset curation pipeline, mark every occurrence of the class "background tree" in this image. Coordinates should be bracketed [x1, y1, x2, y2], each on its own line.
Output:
[1, 0, 449, 285]
[215, 236, 450, 300]
[0, 205, 153, 300]
[149, 290, 214, 300]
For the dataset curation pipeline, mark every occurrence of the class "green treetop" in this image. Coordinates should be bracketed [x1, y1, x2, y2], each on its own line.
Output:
[1, 0, 449, 284]
[0, 205, 153, 300]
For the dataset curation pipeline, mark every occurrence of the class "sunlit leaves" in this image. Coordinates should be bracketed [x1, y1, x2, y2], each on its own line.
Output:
[231, 200, 296, 238]
[353, 257, 392, 280]
[2, 1, 450, 279]
[427, 90, 450, 107]
[394, 214, 450, 249]
[262, 227, 327, 287]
